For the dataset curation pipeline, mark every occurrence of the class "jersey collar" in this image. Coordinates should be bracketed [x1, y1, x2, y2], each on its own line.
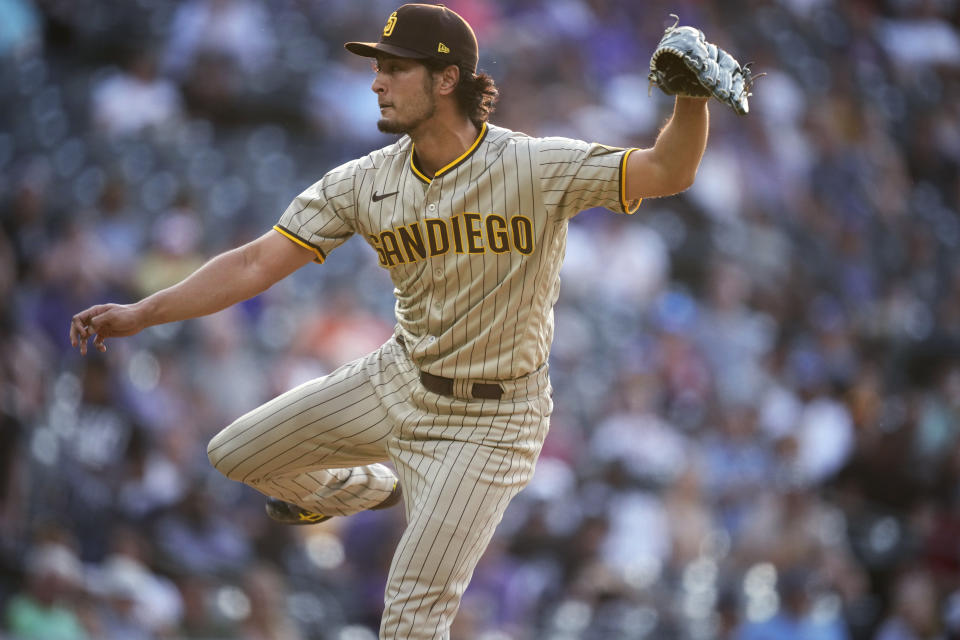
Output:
[410, 122, 488, 184]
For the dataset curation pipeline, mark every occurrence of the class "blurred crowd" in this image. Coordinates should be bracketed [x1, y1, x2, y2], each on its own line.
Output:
[2, 0, 960, 638]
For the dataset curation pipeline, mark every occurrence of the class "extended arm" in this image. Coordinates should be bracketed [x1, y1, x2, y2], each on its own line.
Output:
[624, 96, 709, 200]
[70, 230, 315, 354]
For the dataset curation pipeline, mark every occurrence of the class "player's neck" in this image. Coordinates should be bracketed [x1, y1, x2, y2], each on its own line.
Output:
[409, 115, 479, 179]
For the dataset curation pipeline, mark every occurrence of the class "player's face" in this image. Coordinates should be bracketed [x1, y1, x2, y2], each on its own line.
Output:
[372, 56, 437, 135]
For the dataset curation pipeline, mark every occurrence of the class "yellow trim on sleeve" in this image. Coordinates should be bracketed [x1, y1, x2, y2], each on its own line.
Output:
[619, 147, 642, 214]
[410, 122, 488, 184]
[273, 225, 325, 263]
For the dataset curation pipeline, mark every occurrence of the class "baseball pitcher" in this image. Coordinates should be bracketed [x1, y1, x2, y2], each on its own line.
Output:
[70, 4, 753, 638]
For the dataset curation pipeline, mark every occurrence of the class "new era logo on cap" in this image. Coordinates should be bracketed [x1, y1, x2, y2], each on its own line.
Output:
[345, 3, 479, 73]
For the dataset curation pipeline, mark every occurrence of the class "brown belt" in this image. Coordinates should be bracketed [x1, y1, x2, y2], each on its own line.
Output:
[419, 370, 503, 400]
[397, 335, 503, 400]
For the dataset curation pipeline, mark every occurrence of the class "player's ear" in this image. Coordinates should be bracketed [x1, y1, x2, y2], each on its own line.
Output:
[435, 64, 460, 96]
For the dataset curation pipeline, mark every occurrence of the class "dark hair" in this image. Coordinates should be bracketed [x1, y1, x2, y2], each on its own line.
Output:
[425, 61, 499, 127]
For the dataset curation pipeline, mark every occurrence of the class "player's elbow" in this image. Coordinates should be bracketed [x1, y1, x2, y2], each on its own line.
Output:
[627, 151, 698, 199]
[662, 158, 701, 195]
[649, 171, 697, 198]
[674, 169, 698, 193]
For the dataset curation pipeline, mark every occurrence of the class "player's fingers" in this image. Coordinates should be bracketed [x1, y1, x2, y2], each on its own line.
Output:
[94, 334, 107, 353]
[70, 320, 89, 354]
[71, 306, 104, 338]
[88, 312, 105, 334]
[89, 310, 120, 338]
[88, 304, 122, 332]
[70, 314, 89, 346]
[71, 305, 113, 354]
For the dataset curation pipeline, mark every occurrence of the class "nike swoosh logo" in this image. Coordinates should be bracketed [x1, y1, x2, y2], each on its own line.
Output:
[372, 190, 399, 202]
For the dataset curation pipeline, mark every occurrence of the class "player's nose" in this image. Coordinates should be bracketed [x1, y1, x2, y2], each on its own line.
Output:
[371, 74, 386, 94]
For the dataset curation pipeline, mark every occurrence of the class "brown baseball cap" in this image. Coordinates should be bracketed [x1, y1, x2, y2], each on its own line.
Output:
[345, 3, 478, 73]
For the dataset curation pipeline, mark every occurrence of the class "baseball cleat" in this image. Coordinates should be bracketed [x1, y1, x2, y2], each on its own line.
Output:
[265, 482, 403, 525]
[265, 498, 332, 525]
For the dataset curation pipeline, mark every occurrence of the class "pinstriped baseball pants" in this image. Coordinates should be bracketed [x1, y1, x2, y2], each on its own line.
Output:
[206, 336, 553, 640]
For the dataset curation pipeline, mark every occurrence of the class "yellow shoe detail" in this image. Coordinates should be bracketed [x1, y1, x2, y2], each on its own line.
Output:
[297, 511, 327, 523]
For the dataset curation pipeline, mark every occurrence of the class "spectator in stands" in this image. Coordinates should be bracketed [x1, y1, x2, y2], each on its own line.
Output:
[3, 543, 90, 640]
[91, 49, 183, 137]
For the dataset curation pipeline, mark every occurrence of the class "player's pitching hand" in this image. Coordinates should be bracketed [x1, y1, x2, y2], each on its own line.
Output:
[70, 303, 145, 355]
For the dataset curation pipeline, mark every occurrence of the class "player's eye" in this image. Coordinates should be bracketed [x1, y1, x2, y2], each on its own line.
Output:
[373, 58, 405, 74]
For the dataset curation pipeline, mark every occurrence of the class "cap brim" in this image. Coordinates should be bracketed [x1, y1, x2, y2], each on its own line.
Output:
[344, 42, 431, 60]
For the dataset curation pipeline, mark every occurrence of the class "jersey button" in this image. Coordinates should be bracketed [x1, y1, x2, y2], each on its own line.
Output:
[427, 203, 436, 212]
[434, 268, 443, 277]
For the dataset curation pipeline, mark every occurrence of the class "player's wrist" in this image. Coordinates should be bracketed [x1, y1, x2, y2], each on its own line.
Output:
[674, 95, 710, 115]
[676, 96, 710, 107]
[130, 297, 158, 329]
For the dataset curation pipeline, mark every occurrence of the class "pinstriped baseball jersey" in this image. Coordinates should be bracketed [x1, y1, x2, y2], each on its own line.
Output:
[275, 123, 640, 381]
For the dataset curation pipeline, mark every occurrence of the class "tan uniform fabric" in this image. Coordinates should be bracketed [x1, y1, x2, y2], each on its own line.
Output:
[207, 123, 639, 640]
[274, 123, 639, 380]
[207, 337, 551, 639]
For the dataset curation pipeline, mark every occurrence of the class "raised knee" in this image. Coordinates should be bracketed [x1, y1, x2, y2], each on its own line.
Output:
[206, 426, 241, 481]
